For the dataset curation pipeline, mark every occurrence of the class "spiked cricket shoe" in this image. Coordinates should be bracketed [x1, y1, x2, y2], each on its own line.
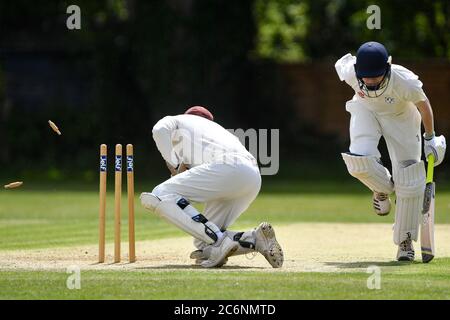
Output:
[190, 249, 228, 267]
[201, 236, 237, 268]
[255, 222, 284, 268]
[373, 192, 391, 216]
[397, 237, 415, 261]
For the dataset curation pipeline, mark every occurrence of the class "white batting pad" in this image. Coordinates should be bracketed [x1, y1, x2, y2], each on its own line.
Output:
[225, 230, 256, 256]
[194, 229, 256, 256]
[141, 193, 220, 244]
[393, 161, 426, 245]
[341, 153, 394, 194]
[140, 192, 161, 211]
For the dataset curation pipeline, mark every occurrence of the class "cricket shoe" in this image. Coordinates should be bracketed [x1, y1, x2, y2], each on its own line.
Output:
[190, 249, 206, 261]
[200, 236, 238, 268]
[255, 222, 284, 268]
[397, 236, 415, 261]
[190, 250, 228, 267]
[373, 192, 391, 216]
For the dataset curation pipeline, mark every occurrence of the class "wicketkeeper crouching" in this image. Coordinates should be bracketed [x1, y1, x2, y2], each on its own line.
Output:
[140, 106, 284, 268]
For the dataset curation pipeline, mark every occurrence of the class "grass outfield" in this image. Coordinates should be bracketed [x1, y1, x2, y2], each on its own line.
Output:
[1, 259, 450, 300]
[2, 182, 450, 251]
[1, 181, 450, 299]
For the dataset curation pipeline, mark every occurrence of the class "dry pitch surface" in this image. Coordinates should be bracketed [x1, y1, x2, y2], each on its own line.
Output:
[1, 222, 450, 272]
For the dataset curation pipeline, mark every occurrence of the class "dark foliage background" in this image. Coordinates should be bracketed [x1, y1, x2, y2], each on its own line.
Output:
[0, 0, 448, 182]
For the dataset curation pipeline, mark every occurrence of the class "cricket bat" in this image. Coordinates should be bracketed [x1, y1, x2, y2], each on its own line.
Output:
[421, 154, 435, 263]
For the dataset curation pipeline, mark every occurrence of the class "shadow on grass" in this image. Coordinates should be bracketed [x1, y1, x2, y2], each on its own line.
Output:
[136, 264, 265, 270]
[324, 260, 414, 269]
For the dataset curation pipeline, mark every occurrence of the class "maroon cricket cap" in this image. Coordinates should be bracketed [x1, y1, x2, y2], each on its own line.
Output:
[184, 106, 214, 121]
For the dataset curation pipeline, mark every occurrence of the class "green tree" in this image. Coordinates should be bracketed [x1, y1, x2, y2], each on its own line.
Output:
[253, 0, 450, 61]
[253, 0, 309, 62]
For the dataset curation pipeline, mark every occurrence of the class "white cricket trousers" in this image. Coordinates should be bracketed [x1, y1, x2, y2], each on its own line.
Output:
[346, 100, 422, 172]
[152, 155, 261, 232]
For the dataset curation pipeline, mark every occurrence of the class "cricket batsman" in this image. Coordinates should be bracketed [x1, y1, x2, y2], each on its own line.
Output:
[140, 106, 284, 268]
[335, 41, 446, 261]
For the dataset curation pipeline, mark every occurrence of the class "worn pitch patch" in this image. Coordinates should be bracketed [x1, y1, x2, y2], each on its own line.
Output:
[1, 223, 450, 273]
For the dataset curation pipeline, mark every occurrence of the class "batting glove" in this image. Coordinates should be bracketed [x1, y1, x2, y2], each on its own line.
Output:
[424, 133, 446, 166]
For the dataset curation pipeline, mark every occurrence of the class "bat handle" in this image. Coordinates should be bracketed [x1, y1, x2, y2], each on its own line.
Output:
[426, 154, 434, 184]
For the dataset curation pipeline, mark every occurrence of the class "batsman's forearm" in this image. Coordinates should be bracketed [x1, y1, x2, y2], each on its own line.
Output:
[416, 100, 434, 136]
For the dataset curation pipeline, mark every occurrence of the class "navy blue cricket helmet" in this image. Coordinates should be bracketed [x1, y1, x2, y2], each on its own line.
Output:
[354, 41, 391, 97]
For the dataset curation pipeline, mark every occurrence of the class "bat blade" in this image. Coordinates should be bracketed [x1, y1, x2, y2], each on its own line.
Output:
[4, 181, 23, 189]
[48, 120, 62, 135]
[421, 181, 435, 263]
